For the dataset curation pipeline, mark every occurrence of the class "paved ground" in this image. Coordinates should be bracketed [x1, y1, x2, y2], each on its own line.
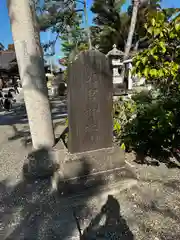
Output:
[1, 93, 180, 239]
[0, 92, 67, 182]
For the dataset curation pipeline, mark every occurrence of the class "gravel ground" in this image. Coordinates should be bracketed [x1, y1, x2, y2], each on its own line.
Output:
[1, 152, 180, 240]
[1, 98, 180, 239]
[119, 152, 180, 240]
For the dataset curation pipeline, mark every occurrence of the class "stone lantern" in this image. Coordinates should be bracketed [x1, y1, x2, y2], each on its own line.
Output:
[106, 44, 124, 86]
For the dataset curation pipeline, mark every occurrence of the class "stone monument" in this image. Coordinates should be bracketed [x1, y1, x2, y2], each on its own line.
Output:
[68, 50, 113, 153]
[57, 49, 136, 195]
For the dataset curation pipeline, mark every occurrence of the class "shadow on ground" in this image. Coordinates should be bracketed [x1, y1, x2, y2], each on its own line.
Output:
[132, 150, 180, 169]
[7, 119, 66, 149]
[0, 147, 97, 239]
[82, 195, 134, 239]
[0, 147, 134, 239]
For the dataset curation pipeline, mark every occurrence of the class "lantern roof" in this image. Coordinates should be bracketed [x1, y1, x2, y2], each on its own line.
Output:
[106, 44, 124, 57]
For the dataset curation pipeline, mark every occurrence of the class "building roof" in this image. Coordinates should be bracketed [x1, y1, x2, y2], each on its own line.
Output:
[0, 51, 16, 71]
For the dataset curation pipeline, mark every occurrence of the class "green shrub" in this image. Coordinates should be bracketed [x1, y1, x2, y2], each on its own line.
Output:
[113, 90, 180, 157]
[126, 9, 180, 158]
[113, 96, 137, 146]
[63, 89, 180, 157]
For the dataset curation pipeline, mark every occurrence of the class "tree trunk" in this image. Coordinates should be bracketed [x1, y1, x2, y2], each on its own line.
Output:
[124, 0, 140, 60]
[7, 0, 55, 149]
[84, 0, 92, 50]
[121, 0, 139, 84]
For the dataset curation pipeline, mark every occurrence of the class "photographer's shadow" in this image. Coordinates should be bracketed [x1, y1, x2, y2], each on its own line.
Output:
[83, 195, 134, 239]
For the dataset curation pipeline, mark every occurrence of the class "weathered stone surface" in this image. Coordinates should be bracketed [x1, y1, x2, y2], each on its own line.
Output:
[55, 147, 137, 196]
[56, 166, 137, 197]
[67, 50, 113, 154]
[63, 147, 125, 179]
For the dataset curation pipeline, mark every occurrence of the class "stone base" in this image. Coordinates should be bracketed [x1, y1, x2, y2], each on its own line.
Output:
[23, 146, 137, 196]
[54, 147, 137, 196]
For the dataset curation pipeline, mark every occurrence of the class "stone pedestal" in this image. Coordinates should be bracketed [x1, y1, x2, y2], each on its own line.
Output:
[55, 147, 137, 196]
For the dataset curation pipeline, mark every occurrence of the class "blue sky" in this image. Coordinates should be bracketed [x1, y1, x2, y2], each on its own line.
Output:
[0, 0, 179, 65]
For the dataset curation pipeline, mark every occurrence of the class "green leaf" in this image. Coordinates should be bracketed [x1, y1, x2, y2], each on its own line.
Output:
[120, 143, 126, 150]
[142, 57, 148, 64]
[135, 60, 141, 67]
[154, 28, 161, 36]
[144, 23, 148, 29]
[175, 23, 180, 31]
[150, 68, 157, 77]
[156, 12, 165, 22]
[160, 32, 164, 38]
[159, 41, 166, 53]
[147, 27, 153, 35]
[150, 46, 157, 55]
[169, 32, 176, 38]
[137, 71, 142, 78]
[114, 120, 121, 132]
[158, 69, 164, 77]
[144, 68, 149, 77]
[151, 18, 156, 26]
[153, 55, 158, 60]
